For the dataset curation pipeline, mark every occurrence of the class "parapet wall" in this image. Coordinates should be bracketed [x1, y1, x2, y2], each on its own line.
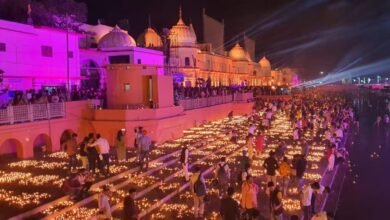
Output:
[0, 101, 254, 159]
[91, 102, 254, 147]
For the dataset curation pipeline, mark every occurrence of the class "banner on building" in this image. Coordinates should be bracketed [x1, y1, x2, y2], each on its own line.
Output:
[203, 9, 224, 55]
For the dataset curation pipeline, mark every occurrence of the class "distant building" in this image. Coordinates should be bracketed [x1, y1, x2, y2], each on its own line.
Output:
[0, 7, 299, 92]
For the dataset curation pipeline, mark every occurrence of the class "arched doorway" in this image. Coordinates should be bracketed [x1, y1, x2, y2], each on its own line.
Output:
[0, 138, 23, 160]
[81, 60, 102, 90]
[60, 129, 75, 149]
[33, 134, 52, 157]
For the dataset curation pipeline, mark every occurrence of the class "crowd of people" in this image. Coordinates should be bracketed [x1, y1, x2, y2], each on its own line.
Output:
[0, 86, 106, 108]
[57, 90, 361, 220]
[185, 93, 355, 220]
[174, 85, 289, 102]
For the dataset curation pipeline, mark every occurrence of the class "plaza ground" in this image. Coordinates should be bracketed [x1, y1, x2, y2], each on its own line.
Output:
[0, 107, 355, 220]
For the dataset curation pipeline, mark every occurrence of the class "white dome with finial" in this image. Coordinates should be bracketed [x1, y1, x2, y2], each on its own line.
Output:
[137, 16, 162, 48]
[229, 43, 247, 61]
[98, 25, 136, 49]
[259, 56, 271, 68]
[138, 28, 162, 48]
[169, 7, 197, 47]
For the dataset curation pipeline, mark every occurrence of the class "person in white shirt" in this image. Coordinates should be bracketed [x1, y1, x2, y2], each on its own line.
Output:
[98, 185, 112, 219]
[180, 144, 190, 181]
[327, 148, 335, 172]
[93, 134, 111, 174]
[301, 182, 330, 220]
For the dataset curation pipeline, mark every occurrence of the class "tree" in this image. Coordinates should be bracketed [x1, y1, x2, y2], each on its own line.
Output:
[31, 0, 87, 29]
[0, 0, 87, 29]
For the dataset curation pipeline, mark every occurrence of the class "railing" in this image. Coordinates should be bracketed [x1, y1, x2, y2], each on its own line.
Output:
[0, 103, 65, 125]
[87, 99, 103, 109]
[233, 92, 254, 102]
[178, 95, 233, 110]
[178, 92, 253, 111]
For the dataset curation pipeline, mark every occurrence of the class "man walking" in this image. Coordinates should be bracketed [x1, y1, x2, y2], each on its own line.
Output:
[123, 188, 139, 220]
[215, 157, 231, 197]
[301, 182, 330, 220]
[241, 175, 259, 217]
[94, 134, 111, 174]
[139, 130, 152, 171]
[191, 166, 207, 218]
[220, 187, 240, 220]
[263, 151, 279, 184]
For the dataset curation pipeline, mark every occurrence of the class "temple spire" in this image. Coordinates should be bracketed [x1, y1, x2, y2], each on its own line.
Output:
[179, 5, 182, 19]
[148, 14, 151, 28]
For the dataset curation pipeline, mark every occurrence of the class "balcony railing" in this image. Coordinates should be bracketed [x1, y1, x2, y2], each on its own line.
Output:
[0, 103, 65, 125]
[178, 92, 253, 111]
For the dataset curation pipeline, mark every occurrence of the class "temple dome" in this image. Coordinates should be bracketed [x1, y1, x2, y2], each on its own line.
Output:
[229, 43, 247, 61]
[137, 27, 162, 48]
[169, 15, 197, 47]
[259, 56, 271, 68]
[98, 25, 136, 49]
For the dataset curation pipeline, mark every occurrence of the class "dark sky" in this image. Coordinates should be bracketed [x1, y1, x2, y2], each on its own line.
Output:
[82, 0, 390, 80]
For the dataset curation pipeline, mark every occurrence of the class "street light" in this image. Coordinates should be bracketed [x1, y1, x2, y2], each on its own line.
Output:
[320, 71, 324, 75]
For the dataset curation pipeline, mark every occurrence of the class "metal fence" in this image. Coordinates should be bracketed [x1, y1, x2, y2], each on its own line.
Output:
[178, 92, 253, 111]
[0, 103, 65, 125]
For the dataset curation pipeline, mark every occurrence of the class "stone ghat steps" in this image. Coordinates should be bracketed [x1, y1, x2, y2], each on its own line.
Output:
[9, 117, 244, 220]
[53, 132, 247, 219]
[19, 117, 248, 219]
[143, 117, 345, 220]
[50, 138, 237, 219]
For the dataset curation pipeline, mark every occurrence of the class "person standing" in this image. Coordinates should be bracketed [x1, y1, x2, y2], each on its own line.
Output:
[270, 184, 284, 220]
[180, 143, 190, 181]
[296, 155, 307, 190]
[293, 127, 300, 144]
[215, 157, 231, 197]
[239, 150, 250, 170]
[255, 133, 266, 156]
[139, 130, 152, 171]
[241, 175, 259, 217]
[191, 166, 207, 218]
[123, 188, 139, 220]
[302, 142, 311, 157]
[63, 133, 78, 173]
[327, 147, 335, 172]
[86, 137, 99, 174]
[246, 134, 255, 160]
[134, 127, 143, 163]
[301, 182, 330, 220]
[263, 151, 279, 184]
[220, 187, 240, 220]
[98, 185, 112, 219]
[115, 129, 127, 163]
[279, 157, 292, 196]
[94, 134, 111, 174]
[79, 137, 89, 170]
[239, 163, 251, 187]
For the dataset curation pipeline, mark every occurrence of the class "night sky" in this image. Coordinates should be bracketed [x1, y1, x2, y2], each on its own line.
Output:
[82, 0, 390, 80]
